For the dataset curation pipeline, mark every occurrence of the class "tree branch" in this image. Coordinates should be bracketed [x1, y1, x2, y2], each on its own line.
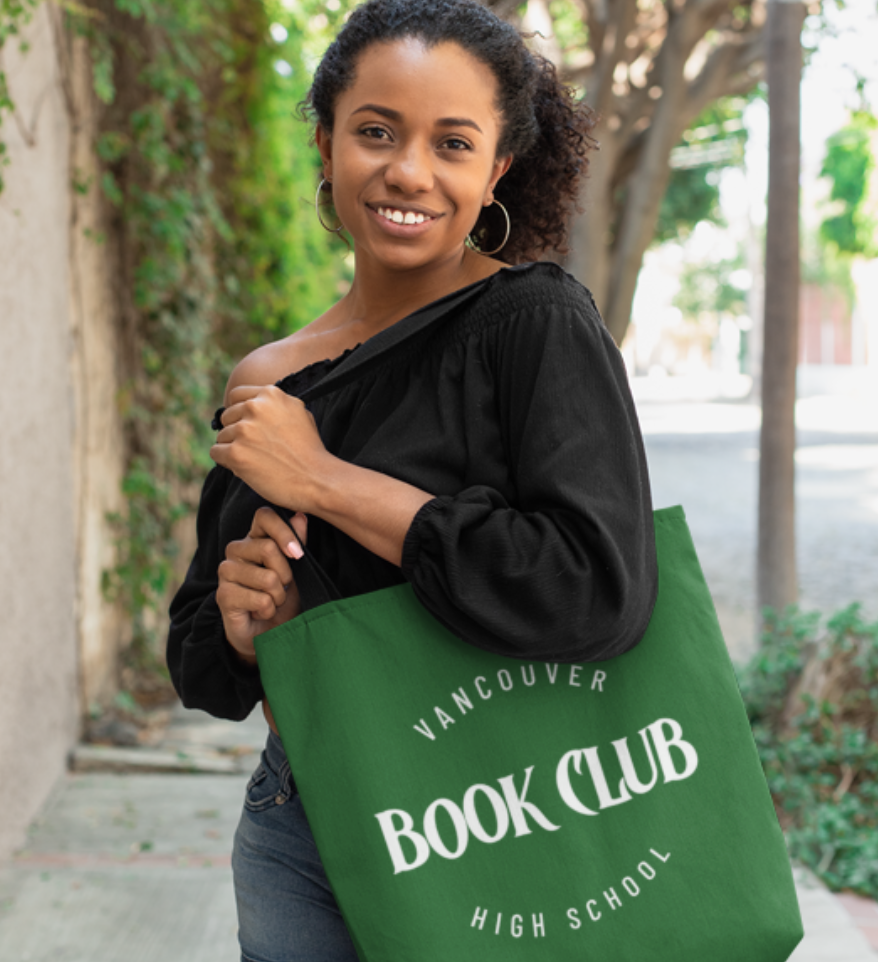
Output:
[683, 28, 765, 124]
[587, 0, 641, 116]
[581, 0, 608, 63]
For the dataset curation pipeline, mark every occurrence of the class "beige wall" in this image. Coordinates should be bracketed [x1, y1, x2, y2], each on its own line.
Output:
[0, 2, 126, 860]
[66, 16, 129, 713]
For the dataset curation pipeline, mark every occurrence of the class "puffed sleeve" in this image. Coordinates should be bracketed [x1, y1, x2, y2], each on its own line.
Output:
[400, 283, 657, 662]
[167, 464, 265, 719]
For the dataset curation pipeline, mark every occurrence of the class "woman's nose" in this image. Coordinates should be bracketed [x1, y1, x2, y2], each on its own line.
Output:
[384, 141, 434, 194]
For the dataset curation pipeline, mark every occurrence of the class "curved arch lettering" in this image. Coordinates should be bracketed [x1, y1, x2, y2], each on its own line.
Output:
[412, 668, 608, 742]
[376, 717, 697, 875]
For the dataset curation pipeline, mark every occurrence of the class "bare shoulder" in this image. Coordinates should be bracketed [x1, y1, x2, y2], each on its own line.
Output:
[223, 305, 353, 406]
[224, 341, 294, 406]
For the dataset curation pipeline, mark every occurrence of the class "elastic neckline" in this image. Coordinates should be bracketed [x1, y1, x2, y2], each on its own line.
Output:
[291, 262, 548, 379]
[211, 262, 556, 427]
[299, 262, 559, 403]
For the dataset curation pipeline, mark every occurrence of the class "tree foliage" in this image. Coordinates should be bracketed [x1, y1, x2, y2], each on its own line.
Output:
[655, 96, 749, 245]
[484, 0, 769, 343]
[819, 109, 878, 259]
[674, 248, 747, 323]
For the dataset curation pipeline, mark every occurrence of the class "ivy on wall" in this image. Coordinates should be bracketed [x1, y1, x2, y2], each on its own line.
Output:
[0, 0, 38, 191]
[2, 0, 351, 674]
[89, 0, 353, 661]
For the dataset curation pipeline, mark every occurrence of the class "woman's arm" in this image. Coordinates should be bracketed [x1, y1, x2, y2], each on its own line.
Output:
[167, 465, 266, 720]
[167, 343, 324, 718]
[398, 287, 658, 663]
[211, 389, 435, 567]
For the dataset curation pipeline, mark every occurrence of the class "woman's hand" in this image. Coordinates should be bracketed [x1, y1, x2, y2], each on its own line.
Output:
[211, 385, 333, 513]
[216, 508, 308, 666]
[213, 383, 435, 568]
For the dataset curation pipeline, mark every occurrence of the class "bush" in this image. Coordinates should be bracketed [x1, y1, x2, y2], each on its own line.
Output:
[736, 604, 878, 898]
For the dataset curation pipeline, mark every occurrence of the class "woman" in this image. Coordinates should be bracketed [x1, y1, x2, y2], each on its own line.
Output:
[168, 1, 657, 959]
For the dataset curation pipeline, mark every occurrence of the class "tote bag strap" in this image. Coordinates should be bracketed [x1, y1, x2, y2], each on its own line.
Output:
[277, 508, 343, 611]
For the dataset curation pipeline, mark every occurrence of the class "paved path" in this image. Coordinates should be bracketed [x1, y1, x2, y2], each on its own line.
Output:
[0, 706, 266, 961]
[636, 386, 878, 663]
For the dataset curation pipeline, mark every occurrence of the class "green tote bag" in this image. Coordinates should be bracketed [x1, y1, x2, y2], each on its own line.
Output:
[254, 506, 804, 962]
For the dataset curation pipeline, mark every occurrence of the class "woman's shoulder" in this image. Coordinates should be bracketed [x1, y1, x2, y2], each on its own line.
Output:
[468, 262, 603, 340]
[222, 311, 353, 405]
[485, 261, 599, 313]
[223, 342, 292, 405]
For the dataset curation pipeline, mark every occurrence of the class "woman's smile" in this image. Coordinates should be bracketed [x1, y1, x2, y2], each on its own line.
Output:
[367, 203, 441, 235]
[373, 206, 435, 226]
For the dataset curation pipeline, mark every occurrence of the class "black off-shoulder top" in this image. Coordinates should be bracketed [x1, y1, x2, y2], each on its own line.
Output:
[167, 262, 658, 721]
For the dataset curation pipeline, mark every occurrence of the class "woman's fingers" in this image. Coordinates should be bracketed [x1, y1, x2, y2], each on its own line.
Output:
[290, 511, 309, 555]
[216, 579, 280, 625]
[218, 557, 288, 609]
[215, 507, 310, 659]
[249, 506, 308, 560]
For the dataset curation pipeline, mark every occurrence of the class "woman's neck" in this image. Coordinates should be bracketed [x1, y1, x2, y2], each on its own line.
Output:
[337, 246, 503, 338]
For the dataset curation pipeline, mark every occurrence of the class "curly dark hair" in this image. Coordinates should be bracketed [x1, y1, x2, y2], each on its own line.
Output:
[304, 0, 597, 263]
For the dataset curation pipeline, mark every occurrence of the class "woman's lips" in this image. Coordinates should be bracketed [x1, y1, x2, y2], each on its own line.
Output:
[376, 205, 433, 226]
[366, 204, 441, 236]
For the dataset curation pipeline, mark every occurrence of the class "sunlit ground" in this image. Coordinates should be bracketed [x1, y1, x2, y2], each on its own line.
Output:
[634, 375, 878, 663]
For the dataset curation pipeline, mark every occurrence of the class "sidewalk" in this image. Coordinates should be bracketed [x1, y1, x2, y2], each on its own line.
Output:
[0, 704, 876, 960]
[635, 384, 878, 663]
[0, 705, 265, 962]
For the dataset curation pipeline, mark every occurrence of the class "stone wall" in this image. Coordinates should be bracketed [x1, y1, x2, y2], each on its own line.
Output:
[0, 1, 126, 860]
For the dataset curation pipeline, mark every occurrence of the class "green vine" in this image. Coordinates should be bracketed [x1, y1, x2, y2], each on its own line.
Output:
[63, 0, 350, 670]
[1, 0, 351, 686]
[737, 604, 878, 898]
[0, 0, 38, 193]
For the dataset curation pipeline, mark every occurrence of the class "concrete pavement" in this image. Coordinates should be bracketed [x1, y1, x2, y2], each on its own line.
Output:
[636, 380, 878, 663]
[0, 705, 265, 961]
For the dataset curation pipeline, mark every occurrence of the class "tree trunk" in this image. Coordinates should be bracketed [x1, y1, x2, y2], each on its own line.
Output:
[571, 134, 619, 313]
[758, 0, 805, 614]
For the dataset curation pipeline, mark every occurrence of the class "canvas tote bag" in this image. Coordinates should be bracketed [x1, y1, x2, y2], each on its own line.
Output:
[254, 506, 804, 962]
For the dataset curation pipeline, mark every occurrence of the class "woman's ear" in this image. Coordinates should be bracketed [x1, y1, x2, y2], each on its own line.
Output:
[484, 154, 513, 205]
[315, 125, 333, 181]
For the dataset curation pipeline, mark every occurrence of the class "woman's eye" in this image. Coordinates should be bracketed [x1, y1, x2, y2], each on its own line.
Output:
[361, 126, 390, 141]
[442, 138, 471, 151]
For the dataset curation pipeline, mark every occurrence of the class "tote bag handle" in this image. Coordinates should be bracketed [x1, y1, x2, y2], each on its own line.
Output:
[277, 508, 343, 612]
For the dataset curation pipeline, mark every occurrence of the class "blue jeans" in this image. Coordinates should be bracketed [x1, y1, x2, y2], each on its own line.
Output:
[232, 730, 360, 962]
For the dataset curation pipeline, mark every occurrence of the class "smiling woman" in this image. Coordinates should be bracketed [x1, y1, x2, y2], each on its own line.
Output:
[166, 2, 658, 960]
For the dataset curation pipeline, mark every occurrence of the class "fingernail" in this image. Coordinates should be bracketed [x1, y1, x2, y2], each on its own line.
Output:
[288, 541, 304, 560]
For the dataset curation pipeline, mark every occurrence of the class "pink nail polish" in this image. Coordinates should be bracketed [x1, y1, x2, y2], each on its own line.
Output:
[288, 541, 304, 560]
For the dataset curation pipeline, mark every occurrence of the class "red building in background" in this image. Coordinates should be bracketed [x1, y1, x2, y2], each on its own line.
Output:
[799, 283, 853, 365]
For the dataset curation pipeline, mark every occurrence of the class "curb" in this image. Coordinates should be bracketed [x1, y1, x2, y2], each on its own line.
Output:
[69, 743, 255, 775]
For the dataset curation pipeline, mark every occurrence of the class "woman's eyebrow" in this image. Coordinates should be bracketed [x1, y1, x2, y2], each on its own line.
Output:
[351, 103, 483, 133]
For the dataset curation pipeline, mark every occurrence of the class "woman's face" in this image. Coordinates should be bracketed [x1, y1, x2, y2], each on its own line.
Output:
[316, 38, 512, 274]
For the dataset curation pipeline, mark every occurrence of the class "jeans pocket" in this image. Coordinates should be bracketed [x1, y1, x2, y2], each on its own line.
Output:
[243, 759, 294, 814]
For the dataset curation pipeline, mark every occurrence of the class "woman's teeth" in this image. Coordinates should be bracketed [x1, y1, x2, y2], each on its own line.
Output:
[377, 207, 429, 225]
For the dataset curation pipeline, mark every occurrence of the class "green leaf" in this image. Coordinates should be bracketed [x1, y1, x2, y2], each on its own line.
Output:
[92, 51, 115, 104]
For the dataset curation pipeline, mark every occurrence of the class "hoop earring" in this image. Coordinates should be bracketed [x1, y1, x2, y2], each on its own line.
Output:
[466, 200, 511, 256]
[315, 179, 344, 234]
